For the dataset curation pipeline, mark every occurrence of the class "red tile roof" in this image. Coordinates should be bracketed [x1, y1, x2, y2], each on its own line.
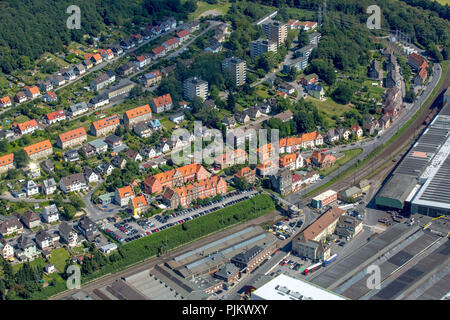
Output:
[46, 109, 65, 121]
[152, 94, 172, 108]
[16, 119, 38, 132]
[0, 153, 13, 167]
[58, 127, 87, 143]
[92, 115, 120, 130]
[24, 140, 52, 156]
[125, 104, 152, 120]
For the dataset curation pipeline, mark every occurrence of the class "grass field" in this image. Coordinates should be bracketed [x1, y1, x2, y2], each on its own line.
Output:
[189, 1, 232, 20]
[49, 248, 70, 272]
[305, 96, 352, 127]
[319, 148, 363, 176]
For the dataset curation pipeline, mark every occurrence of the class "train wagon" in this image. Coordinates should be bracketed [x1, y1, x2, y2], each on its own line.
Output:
[303, 262, 322, 275]
[322, 253, 339, 267]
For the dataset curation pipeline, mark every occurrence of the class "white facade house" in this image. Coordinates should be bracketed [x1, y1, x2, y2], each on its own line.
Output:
[25, 180, 39, 197]
[42, 204, 59, 224]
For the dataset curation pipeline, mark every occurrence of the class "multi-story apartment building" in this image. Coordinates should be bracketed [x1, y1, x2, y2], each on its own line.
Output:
[262, 20, 287, 45]
[90, 71, 116, 91]
[57, 127, 87, 149]
[90, 114, 120, 137]
[115, 185, 135, 207]
[123, 104, 152, 127]
[24, 140, 53, 161]
[250, 38, 277, 58]
[222, 57, 246, 87]
[162, 175, 227, 209]
[183, 77, 208, 101]
[144, 163, 210, 194]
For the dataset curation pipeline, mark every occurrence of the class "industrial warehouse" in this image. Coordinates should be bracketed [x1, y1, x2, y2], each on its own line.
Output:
[376, 101, 450, 217]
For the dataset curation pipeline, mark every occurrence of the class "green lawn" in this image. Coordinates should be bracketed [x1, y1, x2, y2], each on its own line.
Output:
[305, 96, 352, 127]
[161, 118, 176, 130]
[49, 248, 70, 272]
[189, 1, 232, 20]
[319, 148, 363, 176]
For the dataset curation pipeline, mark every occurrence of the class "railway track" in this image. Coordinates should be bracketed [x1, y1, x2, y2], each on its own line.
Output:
[305, 63, 450, 200]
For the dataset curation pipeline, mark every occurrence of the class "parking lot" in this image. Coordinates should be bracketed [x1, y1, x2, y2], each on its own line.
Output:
[99, 189, 260, 244]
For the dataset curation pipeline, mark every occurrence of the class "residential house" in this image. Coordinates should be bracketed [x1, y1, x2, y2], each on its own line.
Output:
[42, 91, 58, 103]
[279, 153, 303, 171]
[21, 210, 41, 229]
[134, 54, 151, 69]
[222, 116, 236, 129]
[14, 119, 39, 135]
[306, 84, 324, 100]
[256, 160, 279, 177]
[0, 153, 15, 174]
[42, 178, 57, 195]
[149, 119, 162, 131]
[23, 140, 53, 160]
[115, 185, 135, 207]
[205, 38, 223, 53]
[169, 112, 185, 124]
[139, 146, 159, 159]
[163, 37, 179, 51]
[363, 119, 381, 135]
[0, 96, 12, 108]
[80, 143, 96, 158]
[14, 92, 27, 103]
[123, 104, 152, 127]
[88, 139, 108, 154]
[141, 70, 162, 87]
[0, 217, 23, 237]
[24, 180, 39, 197]
[325, 129, 340, 143]
[16, 235, 38, 261]
[176, 29, 190, 43]
[368, 60, 382, 81]
[42, 205, 59, 224]
[235, 112, 250, 124]
[60, 173, 88, 193]
[68, 102, 89, 117]
[89, 94, 110, 109]
[111, 156, 127, 169]
[57, 127, 87, 149]
[64, 70, 76, 81]
[51, 75, 66, 87]
[151, 45, 167, 59]
[234, 167, 256, 184]
[40, 159, 54, 174]
[83, 167, 99, 184]
[24, 86, 40, 99]
[78, 216, 98, 242]
[413, 68, 428, 86]
[133, 122, 153, 138]
[59, 222, 78, 247]
[0, 239, 14, 260]
[350, 124, 363, 139]
[45, 109, 66, 124]
[274, 110, 293, 123]
[37, 81, 53, 92]
[74, 64, 86, 76]
[337, 127, 351, 140]
[90, 71, 115, 91]
[35, 229, 53, 250]
[105, 134, 123, 150]
[244, 107, 262, 120]
[118, 62, 136, 76]
[64, 149, 80, 162]
[96, 162, 114, 176]
[125, 149, 143, 162]
[83, 59, 94, 69]
[310, 150, 336, 168]
[151, 93, 173, 114]
[269, 167, 293, 196]
[90, 53, 103, 65]
[90, 114, 120, 137]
